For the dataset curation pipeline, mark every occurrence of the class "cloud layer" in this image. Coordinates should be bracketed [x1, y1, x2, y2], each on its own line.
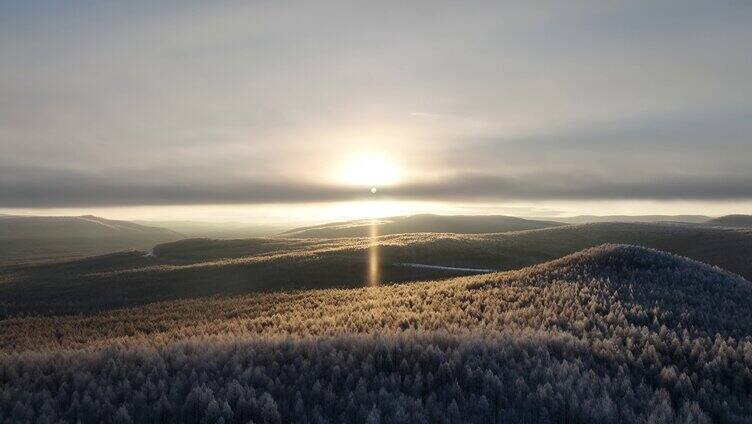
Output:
[1, 1, 751, 207]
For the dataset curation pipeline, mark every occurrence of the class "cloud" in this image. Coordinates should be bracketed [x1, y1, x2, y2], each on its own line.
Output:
[392, 172, 752, 202]
[2, 159, 751, 207]
[1, 2, 751, 208]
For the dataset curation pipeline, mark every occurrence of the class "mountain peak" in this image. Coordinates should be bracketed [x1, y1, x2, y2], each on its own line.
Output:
[552, 243, 746, 283]
[476, 244, 749, 295]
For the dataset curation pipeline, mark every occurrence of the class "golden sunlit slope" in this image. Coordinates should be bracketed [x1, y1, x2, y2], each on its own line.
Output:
[3, 243, 749, 352]
[2, 245, 751, 422]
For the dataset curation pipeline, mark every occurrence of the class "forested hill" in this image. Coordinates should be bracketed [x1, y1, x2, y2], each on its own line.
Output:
[2, 244, 752, 423]
[3, 221, 752, 316]
[0, 215, 176, 239]
[552, 214, 711, 224]
[707, 214, 752, 227]
[0, 215, 181, 264]
[279, 214, 564, 238]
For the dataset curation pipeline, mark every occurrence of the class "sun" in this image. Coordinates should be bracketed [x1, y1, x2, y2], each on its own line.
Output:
[338, 153, 400, 188]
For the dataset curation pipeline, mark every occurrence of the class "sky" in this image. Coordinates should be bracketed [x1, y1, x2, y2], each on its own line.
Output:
[1, 1, 751, 224]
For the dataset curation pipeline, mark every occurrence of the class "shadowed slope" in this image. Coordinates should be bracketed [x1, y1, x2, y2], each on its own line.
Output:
[553, 214, 711, 224]
[707, 214, 752, 227]
[0, 215, 182, 264]
[165, 221, 752, 279]
[133, 220, 287, 239]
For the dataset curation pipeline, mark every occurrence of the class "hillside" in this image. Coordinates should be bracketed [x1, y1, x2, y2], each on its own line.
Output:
[279, 214, 564, 238]
[133, 220, 287, 239]
[0, 215, 182, 264]
[707, 214, 752, 227]
[1, 245, 751, 422]
[553, 214, 711, 224]
[3, 221, 752, 316]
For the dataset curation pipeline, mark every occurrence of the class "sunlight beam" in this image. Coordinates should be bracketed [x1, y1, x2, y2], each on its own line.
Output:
[368, 219, 379, 286]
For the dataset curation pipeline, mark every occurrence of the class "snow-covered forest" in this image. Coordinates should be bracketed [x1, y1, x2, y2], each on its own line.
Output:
[2, 245, 752, 423]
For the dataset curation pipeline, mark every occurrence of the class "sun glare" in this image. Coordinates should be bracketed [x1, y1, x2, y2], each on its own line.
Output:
[338, 153, 400, 188]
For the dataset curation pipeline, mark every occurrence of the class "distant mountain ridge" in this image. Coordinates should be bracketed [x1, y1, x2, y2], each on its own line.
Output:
[279, 213, 564, 238]
[551, 214, 711, 224]
[0, 215, 182, 264]
[0, 215, 180, 239]
[133, 220, 286, 239]
[707, 214, 752, 227]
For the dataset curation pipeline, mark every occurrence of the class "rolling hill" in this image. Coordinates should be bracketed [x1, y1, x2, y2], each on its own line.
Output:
[707, 214, 752, 227]
[0, 215, 182, 264]
[278, 214, 564, 238]
[133, 220, 287, 239]
[1, 245, 750, 422]
[552, 214, 711, 224]
[2, 221, 752, 316]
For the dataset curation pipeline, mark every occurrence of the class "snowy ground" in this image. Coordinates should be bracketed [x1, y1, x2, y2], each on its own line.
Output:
[393, 263, 495, 273]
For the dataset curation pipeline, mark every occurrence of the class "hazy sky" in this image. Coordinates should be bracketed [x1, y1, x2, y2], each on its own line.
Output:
[1, 1, 751, 222]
